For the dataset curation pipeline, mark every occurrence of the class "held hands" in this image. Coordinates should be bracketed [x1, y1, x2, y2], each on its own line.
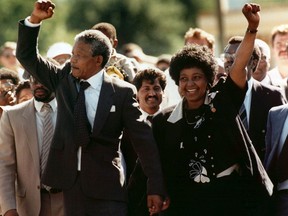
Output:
[29, 0, 56, 24]
[147, 195, 170, 215]
[242, 3, 260, 31]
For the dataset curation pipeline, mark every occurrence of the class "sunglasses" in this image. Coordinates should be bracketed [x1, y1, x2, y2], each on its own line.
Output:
[0, 80, 15, 92]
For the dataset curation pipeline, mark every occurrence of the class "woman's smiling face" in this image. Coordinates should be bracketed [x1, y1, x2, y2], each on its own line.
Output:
[178, 67, 208, 109]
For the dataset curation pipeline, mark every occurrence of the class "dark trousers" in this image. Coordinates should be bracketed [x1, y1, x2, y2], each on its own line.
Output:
[275, 190, 288, 216]
[63, 172, 127, 216]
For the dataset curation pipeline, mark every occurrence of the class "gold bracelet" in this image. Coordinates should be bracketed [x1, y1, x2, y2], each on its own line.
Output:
[246, 28, 258, 34]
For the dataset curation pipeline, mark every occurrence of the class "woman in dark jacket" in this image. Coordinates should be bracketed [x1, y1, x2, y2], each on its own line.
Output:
[152, 3, 272, 216]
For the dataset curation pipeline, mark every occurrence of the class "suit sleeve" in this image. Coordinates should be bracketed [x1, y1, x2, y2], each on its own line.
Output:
[16, 20, 63, 92]
[0, 110, 17, 214]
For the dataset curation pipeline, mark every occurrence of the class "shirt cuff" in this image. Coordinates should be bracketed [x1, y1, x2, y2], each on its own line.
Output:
[24, 16, 41, 27]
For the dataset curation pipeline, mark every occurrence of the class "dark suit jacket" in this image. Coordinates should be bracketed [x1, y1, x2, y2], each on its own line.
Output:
[264, 104, 288, 185]
[153, 77, 273, 200]
[16, 20, 165, 202]
[248, 80, 286, 161]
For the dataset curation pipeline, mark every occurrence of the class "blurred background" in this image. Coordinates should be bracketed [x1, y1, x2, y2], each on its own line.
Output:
[1, 0, 287, 64]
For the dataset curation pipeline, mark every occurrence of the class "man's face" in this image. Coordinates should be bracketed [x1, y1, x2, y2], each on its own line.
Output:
[272, 33, 288, 65]
[224, 42, 256, 81]
[137, 79, 163, 114]
[253, 49, 270, 82]
[223, 43, 239, 74]
[70, 41, 102, 80]
[30, 77, 54, 103]
[53, 54, 71, 65]
[0, 79, 16, 106]
[0, 48, 18, 70]
[0, 79, 15, 93]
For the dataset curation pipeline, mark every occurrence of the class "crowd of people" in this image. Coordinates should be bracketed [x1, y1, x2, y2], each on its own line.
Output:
[0, 1, 288, 216]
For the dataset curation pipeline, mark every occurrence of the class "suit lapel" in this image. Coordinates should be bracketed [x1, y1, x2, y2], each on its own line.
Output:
[92, 73, 115, 136]
[22, 100, 40, 173]
[272, 107, 288, 152]
[250, 81, 262, 127]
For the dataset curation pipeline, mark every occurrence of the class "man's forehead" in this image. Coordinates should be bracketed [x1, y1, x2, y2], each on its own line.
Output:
[225, 43, 240, 53]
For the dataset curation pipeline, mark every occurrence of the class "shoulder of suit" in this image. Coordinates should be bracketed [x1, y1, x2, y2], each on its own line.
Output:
[3, 99, 33, 112]
[270, 104, 288, 113]
[154, 105, 175, 119]
[254, 80, 283, 94]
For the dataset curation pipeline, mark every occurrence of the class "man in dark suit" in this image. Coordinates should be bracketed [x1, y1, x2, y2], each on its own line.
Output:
[264, 104, 288, 216]
[223, 36, 286, 162]
[121, 68, 167, 216]
[16, 1, 166, 216]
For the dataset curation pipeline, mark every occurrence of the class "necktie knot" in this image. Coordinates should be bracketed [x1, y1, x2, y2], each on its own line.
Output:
[80, 81, 90, 91]
[146, 115, 153, 127]
[41, 103, 52, 112]
[147, 115, 153, 123]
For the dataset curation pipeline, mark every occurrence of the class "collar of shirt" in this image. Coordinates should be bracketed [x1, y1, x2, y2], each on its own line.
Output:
[167, 91, 211, 123]
[140, 108, 161, 119]
[261, 74, 272, 85]
[80, 69, 104, 90]
[34, 98, 57, 113]
[242, 78, 254, 120]
[167, 99, 184, 123]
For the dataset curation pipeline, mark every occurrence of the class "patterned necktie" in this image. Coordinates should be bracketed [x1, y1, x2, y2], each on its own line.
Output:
[40, 103, 53, 176]
[277, 135, 288, 182]
[239, 103, 249, 130]
[74, 81, 91, 148]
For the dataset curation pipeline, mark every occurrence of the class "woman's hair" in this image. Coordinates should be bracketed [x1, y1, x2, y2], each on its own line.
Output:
[169, 45, 217, 86]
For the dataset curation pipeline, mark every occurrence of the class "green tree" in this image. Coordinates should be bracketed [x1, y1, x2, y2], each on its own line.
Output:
[0, 0, 74, 54]
[66, 0, 203, 56]
[0, 0, 33, 45]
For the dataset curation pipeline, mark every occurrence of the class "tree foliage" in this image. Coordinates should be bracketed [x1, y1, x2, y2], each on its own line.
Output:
[0, 0, 205, 55]
[66, 0, 203, 55]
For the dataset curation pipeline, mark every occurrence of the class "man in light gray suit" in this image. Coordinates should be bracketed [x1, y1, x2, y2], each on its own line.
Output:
[264, 104, 288, 216]
[0, 77, 64, 216]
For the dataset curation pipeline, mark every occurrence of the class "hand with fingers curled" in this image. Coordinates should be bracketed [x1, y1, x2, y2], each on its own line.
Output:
[242, 3, 261, 33]
[29, 0, 56, 24]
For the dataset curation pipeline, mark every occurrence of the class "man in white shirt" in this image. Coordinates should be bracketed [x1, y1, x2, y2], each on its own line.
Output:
[268, 24, 288, 100]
